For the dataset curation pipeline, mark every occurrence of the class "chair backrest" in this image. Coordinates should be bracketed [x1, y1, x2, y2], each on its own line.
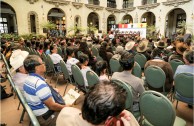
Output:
[144, 65, 166, 92]
[59, 60, 71, 82]
[1, 53, 11, 76]
[111, 79, 133, 111]
[174, 73, 194, 98]
[71, 64, 87, 92]
[46, 54, 55, 72]
[77, 51, 83, 58]
[132, 62, 142, 78]
[57, 47, 63, 57]
[140, 91, 176, 126]
[16, 87, 40, 126]
[86, 70, 99, 87]
[7, 74, 16, 92]
[134, 53, 147, 69]
[96, 55, 103, 62]
[91, 47, 99, 57]
[169, 59, 184, 74]
[109, 58, 123, 74]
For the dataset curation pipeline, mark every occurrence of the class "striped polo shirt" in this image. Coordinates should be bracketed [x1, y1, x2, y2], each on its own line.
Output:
[23, 73, 53, 116]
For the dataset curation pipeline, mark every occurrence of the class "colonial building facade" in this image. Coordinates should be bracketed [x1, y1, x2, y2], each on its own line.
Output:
[1, 0, 194, 38]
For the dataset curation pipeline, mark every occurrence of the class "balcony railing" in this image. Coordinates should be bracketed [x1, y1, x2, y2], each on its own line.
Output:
[122, 2, 133, 8]
[142, 0, 157, 5]
[88, 0, 100, 5]
[107, 2, 117, 8]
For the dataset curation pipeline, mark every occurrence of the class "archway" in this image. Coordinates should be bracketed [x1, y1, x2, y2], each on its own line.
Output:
[87, 12, 99, 34]
[122, 14, 133, 24]
[47, 8, 66, 36]
[141, 12, 155, 26]
[0, 2, 17, 34]
[107, 15, 116, 32]
[165, 8, 186, 39]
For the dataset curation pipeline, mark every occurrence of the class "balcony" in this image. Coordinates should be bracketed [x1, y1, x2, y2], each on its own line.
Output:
[142, 0, 157, 5]
[122, 2, 133, 8]
[107, 2, 117, 8]
[88, 0, 100, 5]
[162, 0, 192, 7]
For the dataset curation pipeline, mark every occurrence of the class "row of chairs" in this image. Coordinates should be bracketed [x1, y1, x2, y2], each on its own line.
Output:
[1, 53, 40, 126]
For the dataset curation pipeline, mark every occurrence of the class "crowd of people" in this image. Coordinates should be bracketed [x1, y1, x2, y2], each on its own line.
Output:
[0, 32, 193, 125]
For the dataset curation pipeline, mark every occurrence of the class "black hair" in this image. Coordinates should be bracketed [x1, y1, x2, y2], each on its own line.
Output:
[184, 50, 194, 64]
[78, 53, 89, 63]
[66, 47, 74, 56]
[119, 52, 134, 70]
[24, 55, 41, 73]
[95, 61, 107, 76]
[82, 81, 126, 125]
[151, 48, 162, 58]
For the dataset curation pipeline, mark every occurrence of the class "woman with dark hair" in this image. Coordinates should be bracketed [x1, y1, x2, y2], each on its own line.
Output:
[95, 61, 109, 82]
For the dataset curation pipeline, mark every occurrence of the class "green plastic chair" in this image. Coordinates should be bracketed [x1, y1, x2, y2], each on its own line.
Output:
[59, 60, 73, 95]
[1, 53, 11, 77]
[134, 53, 147, 69]
[96, 55, 103, 62]
[132, 62, 142, 78]
[71, 64, 88, 93]
[77, 51, 83, 58]
[169, 59, 184, 74]
[174, 73, 194, 109]
[91, 47, 99, 57]
[57, 47, 63, 57]
[86, 70, 99, 87]
[144, 65, 166, 94]
[109, 58, 123, 74]
[111, 79, 133, 112]
[140, 91, 186, 126]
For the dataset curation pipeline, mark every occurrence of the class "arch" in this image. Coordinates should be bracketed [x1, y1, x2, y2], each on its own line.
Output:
[107, 14, 116, 32]
[141, 12, 155, 26]
[87, 12, 99, 34]
[0, 2, 17, 34]
[27, 11, 39, 34]
[122, 14, 133, 24]
[47, 8, 66, 36]
[165, 8, 187, 38]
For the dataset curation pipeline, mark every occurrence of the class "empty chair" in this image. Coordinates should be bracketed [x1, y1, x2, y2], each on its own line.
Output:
[134, 53, 147, 69]
[144, 65, 168, 95]
[109, 58, 123, 74]
[86, 70, 99, 87]
[174, 73, 194, 109]
[169, 59, 184, 74]
[140, 91, 186, 126]
[132, 62, 142, 78]
[71, 64, 88, 93]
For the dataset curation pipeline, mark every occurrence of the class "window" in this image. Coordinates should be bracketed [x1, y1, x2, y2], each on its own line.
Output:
[30, 14, 36, 33]
[0, 17, 8, 33]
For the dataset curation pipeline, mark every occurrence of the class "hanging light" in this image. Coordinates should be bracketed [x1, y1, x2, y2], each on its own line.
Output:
[62, 16, 66, 21]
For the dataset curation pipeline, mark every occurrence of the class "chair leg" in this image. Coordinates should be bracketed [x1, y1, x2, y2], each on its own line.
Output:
[55, 74, 59, 88]
[63, 83, 69, 96]
[50, 74, 54, 83]
[176, 100, 179, 109]
[19, 108, 25, 123]
[17, 102, 21, 110]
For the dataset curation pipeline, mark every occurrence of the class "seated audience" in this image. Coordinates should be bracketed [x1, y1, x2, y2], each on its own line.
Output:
[66, 47, 79, 75]
[56, 81, 139, 126]
[112, 52, 145, 111]
[23, 55, 67, 126]
[136, 39, 151, 60]
[10, 49, 29, 94]
[95, 60, 109, 82]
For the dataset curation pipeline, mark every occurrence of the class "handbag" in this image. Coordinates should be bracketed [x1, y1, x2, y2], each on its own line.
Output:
[48, 84, 65, 105]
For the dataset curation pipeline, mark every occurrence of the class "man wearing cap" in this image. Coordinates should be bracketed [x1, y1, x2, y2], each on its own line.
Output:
[10, 49, 29, 94]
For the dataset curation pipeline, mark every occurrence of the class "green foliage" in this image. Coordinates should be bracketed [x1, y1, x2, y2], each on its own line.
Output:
[146, 25, 158, 40]
[118, 20, 125, 24]
[0, 33, 19, 41]
[41, 21, 56, 30]
[87, 24, 97, 34]
[67, 25, 85, 35]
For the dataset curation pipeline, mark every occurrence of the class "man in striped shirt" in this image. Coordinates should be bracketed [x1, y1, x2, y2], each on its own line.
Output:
[23, 55, 67, 126]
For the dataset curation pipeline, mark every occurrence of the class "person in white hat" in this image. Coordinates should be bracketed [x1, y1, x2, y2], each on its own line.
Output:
[125, 41, 136, 55]
[10, 49, 29, 94]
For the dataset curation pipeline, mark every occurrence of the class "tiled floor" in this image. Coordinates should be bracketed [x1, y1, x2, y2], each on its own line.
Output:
[0, 75, 193, 126]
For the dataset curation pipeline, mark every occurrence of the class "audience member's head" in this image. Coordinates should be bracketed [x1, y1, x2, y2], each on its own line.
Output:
[66, 47, 75, 57]
[50, 44, 58, 54]
[78, 53, 89, 64]
[119, 52, 134, 71]
[95, 60, 107, 76]
[183, 50, 194, 64]
[82, 81, 127, 125]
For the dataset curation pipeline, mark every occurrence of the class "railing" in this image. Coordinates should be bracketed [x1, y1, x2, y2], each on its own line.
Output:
[107, 1, 117, 8]
[142, 0, 157, 5]
[122, 2, 133, 8]
[88, 0, 100, 5]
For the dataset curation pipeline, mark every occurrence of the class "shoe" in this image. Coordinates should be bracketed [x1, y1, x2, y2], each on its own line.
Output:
[6, 93, 13, 98]
[0, 78, 7, 83]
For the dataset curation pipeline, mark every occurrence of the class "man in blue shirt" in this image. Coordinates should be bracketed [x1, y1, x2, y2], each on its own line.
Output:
[23, 55, 67, 126]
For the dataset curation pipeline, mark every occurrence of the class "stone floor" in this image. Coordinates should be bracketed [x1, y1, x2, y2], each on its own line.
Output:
[0, 75, 193, 126]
